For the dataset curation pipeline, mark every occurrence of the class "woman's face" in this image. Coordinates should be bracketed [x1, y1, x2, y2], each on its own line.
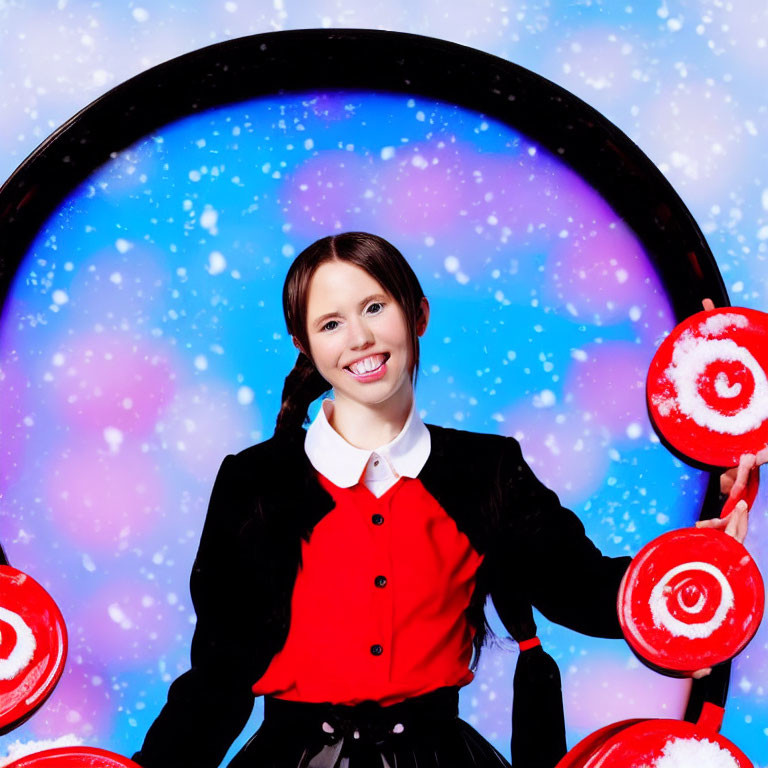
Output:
[303, 259, 427, 411]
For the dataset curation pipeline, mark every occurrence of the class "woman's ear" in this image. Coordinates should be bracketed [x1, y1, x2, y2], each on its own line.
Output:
[292, 336, 307, 356]
[416, 297, 430, 337]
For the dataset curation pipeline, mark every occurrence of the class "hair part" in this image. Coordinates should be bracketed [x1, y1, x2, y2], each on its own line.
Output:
[275, 232, 426, 433]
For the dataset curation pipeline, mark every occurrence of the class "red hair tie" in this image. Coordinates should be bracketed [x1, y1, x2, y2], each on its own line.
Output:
[518, 636, 541, 652]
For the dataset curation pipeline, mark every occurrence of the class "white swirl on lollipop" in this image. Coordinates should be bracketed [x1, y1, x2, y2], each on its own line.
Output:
[659, 313, 768, 435]
[649, 561, 734, 639]
[0, 606, 37, 680]
[651, 736, 740, 768]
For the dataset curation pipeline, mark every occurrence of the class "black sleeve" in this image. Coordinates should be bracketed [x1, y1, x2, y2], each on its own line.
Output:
[491, 437, 631, 639]
[132, 455, 260, 768]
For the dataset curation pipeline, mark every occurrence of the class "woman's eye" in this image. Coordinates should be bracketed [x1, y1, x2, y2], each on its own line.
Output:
[366, 302, 384, 315]
[322, 320, 339, 332]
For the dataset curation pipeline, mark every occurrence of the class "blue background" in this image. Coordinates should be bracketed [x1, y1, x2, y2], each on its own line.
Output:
[0, 2, 766, 766]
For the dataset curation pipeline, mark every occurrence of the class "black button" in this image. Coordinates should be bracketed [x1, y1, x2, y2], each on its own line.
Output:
[374, 575, 387, 588]
[372, 513, 385, 525]
[370, 644, 384, 656]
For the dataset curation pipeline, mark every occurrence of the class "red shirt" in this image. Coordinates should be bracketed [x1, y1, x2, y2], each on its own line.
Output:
[251, 472, 484, 705]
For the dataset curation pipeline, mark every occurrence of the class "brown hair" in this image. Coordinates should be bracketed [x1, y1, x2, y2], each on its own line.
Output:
[275, 232, 426, 433]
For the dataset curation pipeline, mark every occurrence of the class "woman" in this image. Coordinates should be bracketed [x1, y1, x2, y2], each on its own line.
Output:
[132, 233, 755, 768]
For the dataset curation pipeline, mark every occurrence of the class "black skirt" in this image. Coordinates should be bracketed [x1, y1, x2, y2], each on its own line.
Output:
[227, 687, 511, 768]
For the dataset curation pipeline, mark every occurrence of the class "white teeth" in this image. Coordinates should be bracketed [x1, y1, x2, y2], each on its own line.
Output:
[349, 354, 386, 375]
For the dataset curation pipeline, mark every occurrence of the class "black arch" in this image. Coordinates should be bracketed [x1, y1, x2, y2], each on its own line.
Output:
[0, 27, 728, 725]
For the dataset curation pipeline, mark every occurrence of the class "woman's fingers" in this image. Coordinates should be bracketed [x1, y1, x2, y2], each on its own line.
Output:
[696, 517, 727, 530]
[702, 298, 715, 312]
[721, 467, 736, 496]
[697, 500, 749, 544]
[730, 453, 756, 499]
[738, 501, 749, 542]
[721, 447, 767, 496]
[720, 452, 758, 497]
[725, 501, 748, 541]
[692, 667, 712, 679]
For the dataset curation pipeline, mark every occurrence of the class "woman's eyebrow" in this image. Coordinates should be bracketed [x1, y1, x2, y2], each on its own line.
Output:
[359, 293, 388, 307]
[311, 294, 388, 327]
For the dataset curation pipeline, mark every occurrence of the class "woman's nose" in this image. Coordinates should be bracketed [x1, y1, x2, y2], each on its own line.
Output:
[349, 318, 374, 349]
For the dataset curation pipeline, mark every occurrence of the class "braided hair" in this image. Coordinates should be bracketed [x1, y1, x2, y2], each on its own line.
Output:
[276, 232, 426, 434]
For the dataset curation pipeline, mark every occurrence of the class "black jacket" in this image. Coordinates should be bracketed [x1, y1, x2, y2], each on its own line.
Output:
[132, 424, 631, 768]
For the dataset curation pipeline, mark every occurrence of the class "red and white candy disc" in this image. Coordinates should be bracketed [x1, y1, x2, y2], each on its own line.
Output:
[618, 528, 764, 676]
[3, 747, 141, 768]
[0, 566, 67, 735]
[555, 719, 644, 768]
[582, 719, 752, 768]
[647, 307, 768, 467]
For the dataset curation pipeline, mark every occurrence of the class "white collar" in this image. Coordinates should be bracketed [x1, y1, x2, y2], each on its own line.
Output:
[304, 398, 431, 488]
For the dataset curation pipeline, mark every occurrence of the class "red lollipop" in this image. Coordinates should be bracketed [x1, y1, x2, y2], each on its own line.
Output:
[0, 566, 67, 735]
[647, 307, 768, 467]
[583, 717, 752, 768]
[3, 747, 141, 768]
[618, 528, 764, 676]
[555, 719, 644, 768]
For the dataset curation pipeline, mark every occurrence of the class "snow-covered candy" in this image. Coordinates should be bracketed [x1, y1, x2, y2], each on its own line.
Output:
[574, 718, 753, 768]
[647, 307, 768, 467]
[3, 747, 142, 768]
[555, 719, 645, 768]
[0, 566, 67, 735]
[617, 528, 764, 676]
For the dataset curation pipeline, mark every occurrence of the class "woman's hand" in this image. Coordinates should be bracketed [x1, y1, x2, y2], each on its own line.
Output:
[689, 448, 766, 678]
[674, 299, 764, 678]
[695, 498, 749, 544]
[695, 448, 768, 545]
[695, 297, 764, 547]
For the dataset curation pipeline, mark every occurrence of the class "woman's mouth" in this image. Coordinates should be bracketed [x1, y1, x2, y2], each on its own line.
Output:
[344, 353, 390, 381]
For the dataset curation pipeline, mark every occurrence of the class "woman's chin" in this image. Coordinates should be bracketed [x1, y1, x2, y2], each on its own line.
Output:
[335, 375, 412, 409]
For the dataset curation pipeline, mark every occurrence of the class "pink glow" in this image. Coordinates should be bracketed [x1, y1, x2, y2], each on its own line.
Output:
[156, 383, 260, 476]
[459, 148, 611, 240]
[30, 662, 113, 742]
[483, 148, 602, 230]
[728, 499, 768, 689]
[563, 652, 691, 734]
[501, 405, 610, 508]
[48, 333, 175, 436]
[377, 140, 471, 237]
[67, 242, 171, 318]
[0, 349, 28, 493]
[564, 342, 652, 441]
[74, 579, 183, 667]
[284, 138, 480, 244]
[544, 213, 654, 324]
[45, 444, 165, 550]
[283, 149, 376, 238]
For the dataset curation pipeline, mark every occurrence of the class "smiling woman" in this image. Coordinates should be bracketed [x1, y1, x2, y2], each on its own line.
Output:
[2, 27, 757, 767]
[306, 263, 413, 435]
[277, 233, 429, 448]
[130, 231, 636, 768]
[285, 233, 429, 448]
